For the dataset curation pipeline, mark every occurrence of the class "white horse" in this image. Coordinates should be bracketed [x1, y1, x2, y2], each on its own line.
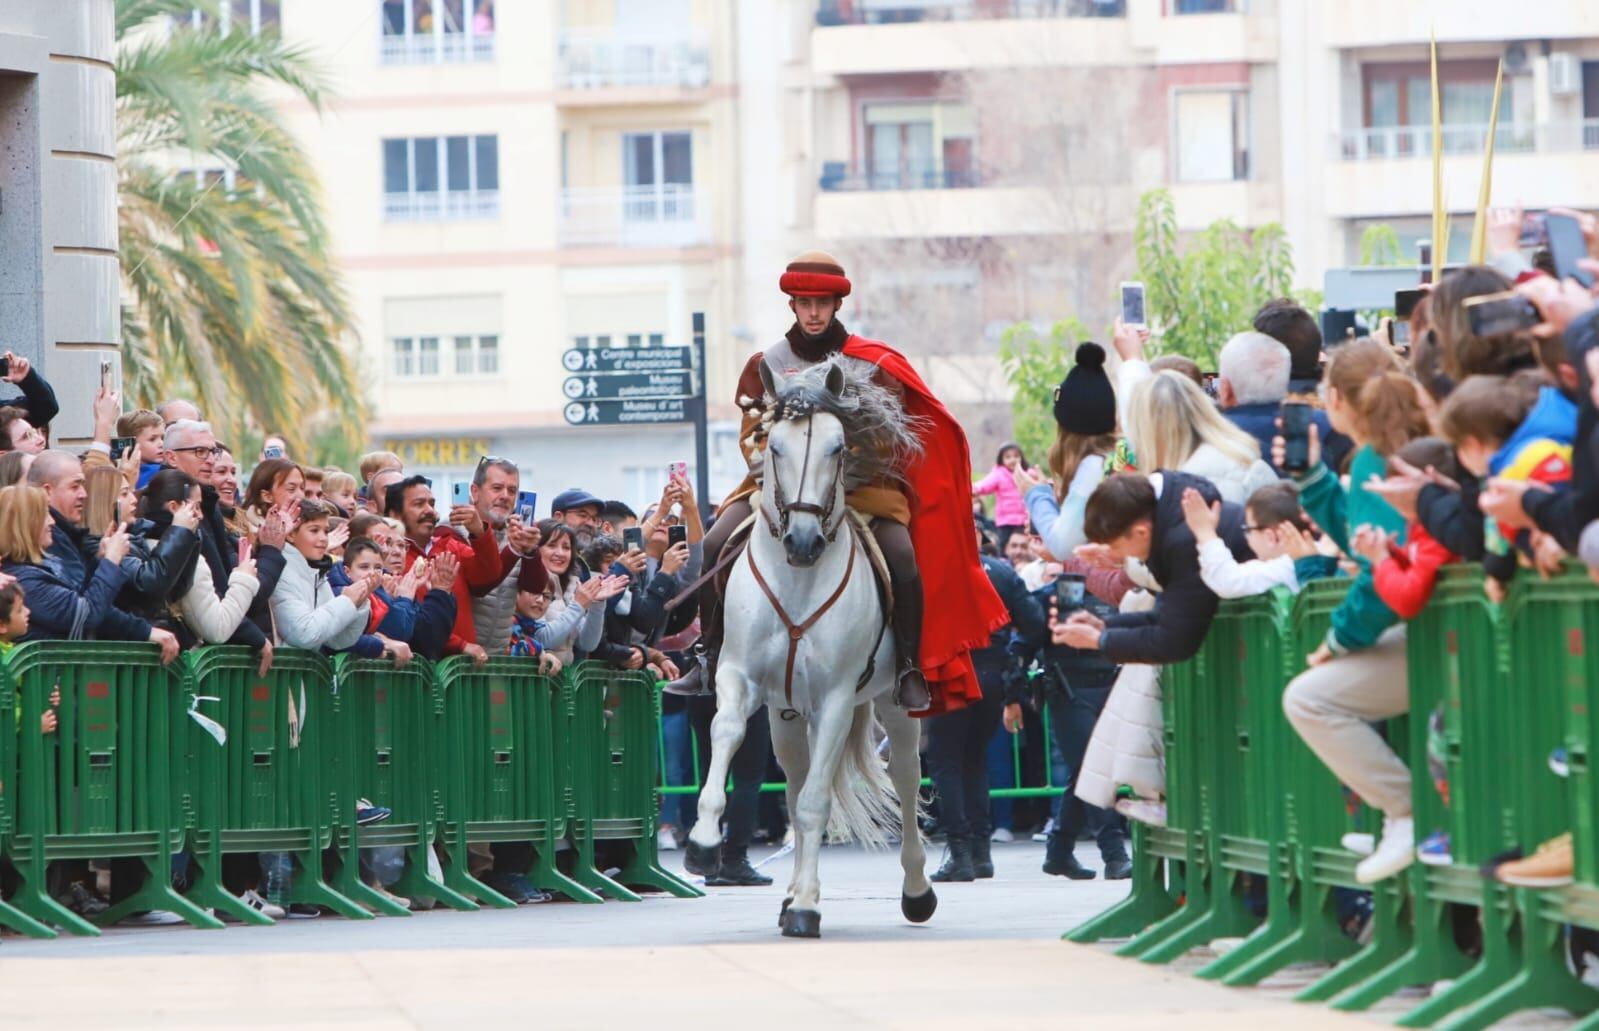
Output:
[684, 360, 936, 938]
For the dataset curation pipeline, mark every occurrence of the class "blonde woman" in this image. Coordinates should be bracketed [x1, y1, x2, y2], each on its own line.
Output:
[1123, 370, 1277, 505]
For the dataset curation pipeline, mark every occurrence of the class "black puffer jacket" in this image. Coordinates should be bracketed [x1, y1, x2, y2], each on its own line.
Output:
[115, 518, 202, 626]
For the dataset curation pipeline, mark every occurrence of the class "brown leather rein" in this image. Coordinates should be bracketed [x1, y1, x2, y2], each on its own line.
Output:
[746, 530, 856, 708]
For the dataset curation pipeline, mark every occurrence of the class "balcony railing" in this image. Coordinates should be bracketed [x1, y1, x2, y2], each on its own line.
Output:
[379, 30, 495, 65]
[818, 161, 982, 192]
[383, 189, 501, 222]
[1333, 121, 1599, 161]
[816, 0, 1125, 24]
[559, 185, 708, 247]
[556, 29, 711, 89]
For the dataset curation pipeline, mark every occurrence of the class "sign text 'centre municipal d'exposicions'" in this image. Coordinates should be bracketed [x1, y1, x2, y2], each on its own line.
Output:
[561, 347, 693, 375]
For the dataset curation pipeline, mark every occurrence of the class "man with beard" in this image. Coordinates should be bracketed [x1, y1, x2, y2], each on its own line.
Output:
[468, 457, 544, 655]
[385, 474, 506, 662]
[550, 488, 605, 555]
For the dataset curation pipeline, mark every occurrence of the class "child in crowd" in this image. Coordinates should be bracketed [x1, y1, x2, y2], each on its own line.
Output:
[356, 451, 403, 508]
[973, 442, 1032, 551]
[1358, 438, 1464, 622]
[115, 409, 166, 489]
[323, 471, 359, 519]
[0, 582, 57, 735]
[270, 499, 374, 655]
[507, 588, 562, 676]
[1181, 481, 1337, 598]
[1437, 373, 1576, 599]
[302, 467, 326, 502]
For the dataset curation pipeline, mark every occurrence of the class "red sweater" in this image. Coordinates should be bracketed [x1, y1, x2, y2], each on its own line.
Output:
[1372, 522, 1457, 621]
[402, 524, 508, 652]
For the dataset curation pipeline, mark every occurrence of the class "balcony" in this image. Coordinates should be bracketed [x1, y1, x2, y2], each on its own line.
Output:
[383, 189, 501, 222]
[559, 185, 709, 248]
[1324, 122, 1599, 219]
[818, 161, 981, 192]
[1320, 0, 1599, 48]
[556, 29, 711, 91]
[815, 0, 1125, 25]
[379, 30, 495, 65]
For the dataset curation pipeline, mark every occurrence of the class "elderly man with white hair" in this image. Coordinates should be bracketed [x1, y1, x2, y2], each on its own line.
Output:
[156, 398, 201, 425]
[1216, 330, 1336, 475]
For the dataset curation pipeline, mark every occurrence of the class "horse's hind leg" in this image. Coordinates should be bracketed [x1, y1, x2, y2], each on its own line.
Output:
[686, 666, 755, 879]
[783, 688, 854, 938]
[877, 700, 935, 923]
[769, 706, 811, 917]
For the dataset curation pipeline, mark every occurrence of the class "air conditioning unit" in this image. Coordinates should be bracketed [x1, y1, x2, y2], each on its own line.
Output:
[1550, 51, 1581, 96]
[1503, 42, 1530, 76]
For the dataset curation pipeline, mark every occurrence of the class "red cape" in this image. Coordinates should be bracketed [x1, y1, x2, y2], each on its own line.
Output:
[843, 336, 1010, 716]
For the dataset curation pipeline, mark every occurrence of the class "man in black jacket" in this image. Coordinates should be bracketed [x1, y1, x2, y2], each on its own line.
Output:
[0, 350, 60, 432]
[1055, 471, 1251, 665]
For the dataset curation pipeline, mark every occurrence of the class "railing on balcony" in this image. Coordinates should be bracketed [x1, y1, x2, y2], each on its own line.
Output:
[556, 29, 711, 89]
[818, 161, 981, 192]
[380, 30, 495, 65]
[383, 189, 501, 222]
[815, 0, 1125, 25]
[1332, 121, 1599, 161]
[559, 185, 708, 247]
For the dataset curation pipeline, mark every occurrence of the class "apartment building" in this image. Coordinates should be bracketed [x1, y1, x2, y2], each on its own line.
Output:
[740, 0, 1599, 457]
[270, 0, 748, 506]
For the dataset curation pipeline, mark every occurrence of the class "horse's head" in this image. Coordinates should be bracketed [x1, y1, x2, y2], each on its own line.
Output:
[759, 360, 849, 568]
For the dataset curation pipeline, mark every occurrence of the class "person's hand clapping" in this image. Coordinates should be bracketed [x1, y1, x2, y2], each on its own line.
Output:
[1479, 477, 1544, 531]
[1073, 542, 1119, 570]
[1012, 463, 1048, 497]
[430, 552, 460, 591]
[1351, 525, 1388, 566]
[343, 575, 375, 608]
[1276, 522, 1318, 560]
[1179, 487, 1221, 545]
[396, 560, 425, 601]
[236, 538, 258, 580]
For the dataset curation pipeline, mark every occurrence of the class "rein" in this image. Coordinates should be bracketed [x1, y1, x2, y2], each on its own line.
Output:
[766, 410, 842, 543]
[746, 535, 856, 708]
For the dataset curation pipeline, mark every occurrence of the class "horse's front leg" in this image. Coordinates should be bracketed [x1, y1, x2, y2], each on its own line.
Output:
[686, 665, 755, 879]
[768, 706, 811, 918]
[878, 700, 936, 923]
[783, 688, 854, 938]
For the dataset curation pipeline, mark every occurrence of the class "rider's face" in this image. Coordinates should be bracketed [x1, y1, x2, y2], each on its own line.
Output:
[789, 296, 840, 337]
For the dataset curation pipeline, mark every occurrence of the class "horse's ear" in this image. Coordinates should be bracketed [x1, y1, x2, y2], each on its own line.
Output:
[758, 357, 778, 400]
[824, 362, 845, 398]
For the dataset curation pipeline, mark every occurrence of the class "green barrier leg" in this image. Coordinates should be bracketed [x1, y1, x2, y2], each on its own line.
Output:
[329, 840, 411, 918]
[1295, 881, 1408, 1003]
[183, 839, 274, 926]
[1136, 866, 1258, 965]
[571, 823, 643, 902]
[1196, 868, 1294, 981]
[528, 838, 605, 904]
[1434, 891, 1599, 1031]
[1327, 881, 1472, 1012]
[618, 834, 704, 899]
[93, 853, 224, 931]
[391, 837, 479, 912]
[1219, 879, 1358, 986]
[6, 857, 98, 936]
[285, 846, 373, 920]
[1397, 885, 1518, 1027]
[1115, 854, 1203, 958]
[0, 897, 60, 939]
[1065, 825, 1177, 942]
[437, 827, 518, 909]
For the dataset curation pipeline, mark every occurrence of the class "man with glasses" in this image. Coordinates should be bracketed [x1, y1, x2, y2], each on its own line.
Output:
[550, 488, 604, 554]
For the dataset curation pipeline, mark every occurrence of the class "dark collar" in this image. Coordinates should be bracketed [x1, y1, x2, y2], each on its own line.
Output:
[784, 319, 850, 363]
[49, 508, 85, 539]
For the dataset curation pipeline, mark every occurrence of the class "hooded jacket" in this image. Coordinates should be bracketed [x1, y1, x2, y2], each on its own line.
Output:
[973, 464, 1029, 527]
[1523, 306, 1599, 552]
[1484, 384, 1576, 581]
[1297, 444, 1407, 654]
[270, 543, 369, 652]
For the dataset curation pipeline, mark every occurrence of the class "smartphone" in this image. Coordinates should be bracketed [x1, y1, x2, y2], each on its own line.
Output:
[1054, 573, 1086, 615]
[1519, 212, 1549, 249]
[0, 356, 11, 377]
[451, 481, 471, 507]
[109, 436, 136, 462]
[1201, 372, 1220, 400]
[1280, 401, 1313, 474]
[623, 526, 644, 552]
[1394, 288, 1424, 321]
[262, 445, 285, 460]
[516, 490, 537, 524]
[1464, 291, 1540, 338]
[100, 359, 113, 391]
[1547, 213, 1596, 289]
[1119, 281, 1147, 329]
[1392, 319, 1411, 349]
[668, 524, 687, 548]
[667, 461, 688, 480]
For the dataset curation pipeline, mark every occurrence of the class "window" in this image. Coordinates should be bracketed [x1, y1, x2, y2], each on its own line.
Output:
[192, 0, 280, 33]
[648, 333, 664, 347]
[573, 335, 590, 349]
[1174, 90, 1249, 182]
[418, 337, 440, 376]
[450, 334, 499, 375]
[1173, 0, 1238, 12]
[1359, 60, 1521, 156]
[863, 102, 976, 190]
[479, 335, 499, 373]
[381, 0, 495, 64]
[393, 337, 415, 376]
[393, 334, 498, 378]
[382, 135, 500, 220]
[622, 131, 694, 222]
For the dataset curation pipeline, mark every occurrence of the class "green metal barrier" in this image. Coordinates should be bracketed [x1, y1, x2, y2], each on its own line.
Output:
[0, 647, 53, 938]
[569, 663, 701, 901]
[181, 646, 367, 923]
[434, 656, 597, 905]
[9, 642, 217, 934]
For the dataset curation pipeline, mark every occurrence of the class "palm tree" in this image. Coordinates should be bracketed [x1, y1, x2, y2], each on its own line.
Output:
[116, 0, 365, 462]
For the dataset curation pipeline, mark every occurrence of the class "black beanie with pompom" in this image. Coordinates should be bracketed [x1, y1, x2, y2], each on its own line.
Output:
[1052, 342, 1116, 436]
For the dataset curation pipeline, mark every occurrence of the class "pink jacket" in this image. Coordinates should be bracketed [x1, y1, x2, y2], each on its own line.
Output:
[973, 465, 1028, 528]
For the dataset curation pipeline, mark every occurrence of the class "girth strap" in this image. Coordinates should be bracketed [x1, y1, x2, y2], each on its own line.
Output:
[746, 539, 856, 708]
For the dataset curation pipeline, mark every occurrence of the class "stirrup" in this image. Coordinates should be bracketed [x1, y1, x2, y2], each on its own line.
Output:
[662, 645, 715, 697]
[893, 663, 931, 711]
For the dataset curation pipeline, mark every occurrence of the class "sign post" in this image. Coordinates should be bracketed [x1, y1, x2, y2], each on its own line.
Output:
[691, 311, 710, 512]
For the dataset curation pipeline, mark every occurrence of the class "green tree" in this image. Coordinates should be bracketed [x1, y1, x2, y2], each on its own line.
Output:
[996, 316, 1089, 464]
[1134, 188, 1295, 369]
[116, 0, 365, 464]
[1358, 223, 1406, 267]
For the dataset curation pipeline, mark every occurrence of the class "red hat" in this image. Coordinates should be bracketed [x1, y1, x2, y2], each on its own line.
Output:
[780, 250, 851, 298]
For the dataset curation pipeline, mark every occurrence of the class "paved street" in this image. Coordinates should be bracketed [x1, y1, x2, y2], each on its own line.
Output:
[0, 839, 1387, 1029]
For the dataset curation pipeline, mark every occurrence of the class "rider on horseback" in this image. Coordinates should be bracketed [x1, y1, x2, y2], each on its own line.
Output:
[667, 251, 1006, 715]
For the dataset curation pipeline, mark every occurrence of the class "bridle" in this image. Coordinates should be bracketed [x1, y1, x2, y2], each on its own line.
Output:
[764, 402, 844, 544]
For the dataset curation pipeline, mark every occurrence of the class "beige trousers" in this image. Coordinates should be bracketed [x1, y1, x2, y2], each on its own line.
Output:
[1282, 625, 1412, 818]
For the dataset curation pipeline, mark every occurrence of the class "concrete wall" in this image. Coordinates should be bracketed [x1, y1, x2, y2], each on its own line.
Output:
[0, 0, 118, 443]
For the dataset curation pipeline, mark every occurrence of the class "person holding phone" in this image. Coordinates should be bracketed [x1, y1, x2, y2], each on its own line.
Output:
[384, 474, 506, 664]
[464, 457, 541, 656]
[0, 350, 59, 437]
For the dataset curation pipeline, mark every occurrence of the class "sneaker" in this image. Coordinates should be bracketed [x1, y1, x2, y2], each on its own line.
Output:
[284, 904, 322, 919]
[1355, 816, 1415, 884]
[54, 881, 109, 917]
[1341, 832, 1376, 857]
[366, 880, 411, 911]
[1032, 818, 1055, 844]
[355, 799, 392, 826]
[990, 828, 1014, 843]
[1497, 833, 1574, 888]
[486, 871, 553, 905]
[1550, 747, 1571, 779]
[238, 889, 285, 919]
[1417, 830, 1452, 867]
[117, 909, 185, 926]
[657, 826, 681, 852]
[1114, 799, 1167, 827]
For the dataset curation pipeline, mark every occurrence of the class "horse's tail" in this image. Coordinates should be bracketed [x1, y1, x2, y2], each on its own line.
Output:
[825, 704, 900, 850]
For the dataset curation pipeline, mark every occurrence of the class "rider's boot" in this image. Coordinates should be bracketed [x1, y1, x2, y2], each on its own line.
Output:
[891, 574, 931, 711]
[663, 596, 722, 697]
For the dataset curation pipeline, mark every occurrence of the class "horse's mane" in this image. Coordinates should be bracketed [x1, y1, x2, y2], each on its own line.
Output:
[768, 357, 926, 494]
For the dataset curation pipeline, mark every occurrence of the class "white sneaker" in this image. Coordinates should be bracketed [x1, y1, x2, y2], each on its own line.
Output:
[1032, 818, 1054, 844]
[1355, 817, 1415, 884]
[118, 909, 185, 926]
[990, 828, 1015, 843]
[239, 889, 285, 920]
[1115, 798, 1168, 827]
[1341, 832, 1376, 856]
[657, 826, 681, 852]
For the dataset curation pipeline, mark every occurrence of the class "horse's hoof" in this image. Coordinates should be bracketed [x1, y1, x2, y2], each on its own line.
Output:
[901, 887, 938, 924]
[684, 840, 721, 878]
[778, 896, 793, 927]
[780, 907, 821, 938]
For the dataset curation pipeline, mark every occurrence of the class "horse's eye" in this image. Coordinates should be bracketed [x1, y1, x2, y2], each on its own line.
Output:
[827, 444, 844, 457]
